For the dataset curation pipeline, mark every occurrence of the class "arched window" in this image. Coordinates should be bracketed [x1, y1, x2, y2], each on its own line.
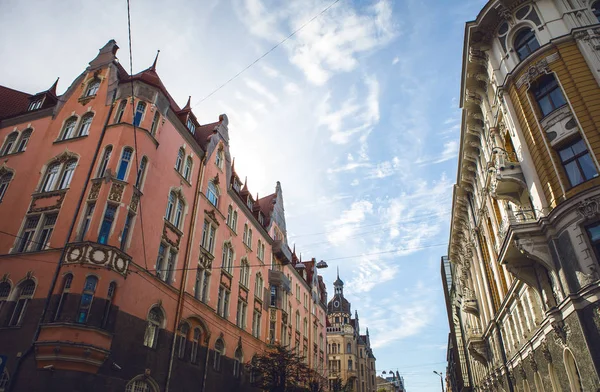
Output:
[54, 273, 73, 321]
[0, 369, 10, 391]
[240, 258, 250, 287]
[248, 229, 253, 248]
[133, 101, 146, 127]
[60, 117, 78, 140]
[0, 281, 11, 313]
[114, 99, 127, 123]
[101, 281, 116, 328]
[243, 224, 248, 244]
[175, 148, 184, 172]
[564, 348, 583, 392]
[177, 322, 190, 359]
[85, 80, 100, 97]
[214, 338, 224, 371]
[255, 272, 263, 298]
[227, 205, 233, 226]
[77, 275, 98, 323]
[303, 317, 308, 336]
[1, 132, 18, 156]
[150, 111, 160, 136]
[184, 156, 192, 181]
[78, 114, 93, 136]
[233, 347, 243, 378]
[534, 372, 545, 392]
[531, 74, 566, 117]
[58, 159, 77, 189]
[187, 118, 196, 134]
[42, 163, 60, 192]
[232, 211, 238, 232]
[144, 306, 164, 348]
[9, 279, 35, 326]
[16, 129, 32, 152]
[165, 191, 185, 229]
[347, 342, 352, 353]
[190, 327, 202, 363]
[207, 181, 218, 207]
[166, 192, 176, 222]
[97, 145, 112, 178]
[257, 240, 262, 260]
[548, 363, 561, 392]
[222, 243, 234, 273]
[135, 156, 148, 189]
[216, 149, 224, 169]
[514, 28, 540, 60]
[125, 377, 158, 392]
[295, 311, 300, 330]
[117, 147, 133, 181]
[0, 172, 13, 202]
[593, 1, 600, 22]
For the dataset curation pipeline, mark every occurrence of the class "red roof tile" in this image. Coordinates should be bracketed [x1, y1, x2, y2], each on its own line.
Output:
[0, 85, 32, 120]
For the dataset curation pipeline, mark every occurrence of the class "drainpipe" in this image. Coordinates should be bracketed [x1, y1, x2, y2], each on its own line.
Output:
[164, 154, 206, 392]
[8, 87, 117, 392]
[494, 321, 514, 392]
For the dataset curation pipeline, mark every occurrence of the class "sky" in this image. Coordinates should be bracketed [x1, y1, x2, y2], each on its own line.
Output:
[0, 0, 487, 390]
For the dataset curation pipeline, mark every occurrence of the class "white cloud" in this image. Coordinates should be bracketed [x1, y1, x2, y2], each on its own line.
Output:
[392, 56, 399, 65]
[416, 140, 459, 165]
[244, 78, 279, 104]
[284, 82, 301, 95]
[326, 200, 373, 245]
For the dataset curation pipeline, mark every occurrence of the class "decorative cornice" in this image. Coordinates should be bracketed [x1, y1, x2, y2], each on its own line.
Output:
[516, 53, 560, 88]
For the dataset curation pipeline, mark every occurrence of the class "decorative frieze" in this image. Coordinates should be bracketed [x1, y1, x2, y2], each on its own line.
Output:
[577, 196, 600, 220]
[516, 53, 560, 88]
[108, 181, 125, 202]
[64, 241, 130, 276]
[88, 181, 101, 200]
[29, 190, 67, 213]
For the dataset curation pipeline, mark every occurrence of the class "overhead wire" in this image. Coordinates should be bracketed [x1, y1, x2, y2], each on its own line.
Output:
[191, 0, 342, 108]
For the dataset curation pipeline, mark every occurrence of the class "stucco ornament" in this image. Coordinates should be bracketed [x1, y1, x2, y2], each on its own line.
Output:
[541, 340, 552, 363]
[516, 53, 560, 88]
[577, 197, 600, 220]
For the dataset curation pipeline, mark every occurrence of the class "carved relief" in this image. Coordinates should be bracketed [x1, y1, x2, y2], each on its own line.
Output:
[162, 222, 182, 250]
[109, 182, 125, 202]
[577, 196, 600, 220]
[130, 191, 140, 213]
[29, 190, 67, 213]
[204, 209, 220, 225]
[541, 340, 552, 362]
[64, 241, 130, 276]
[88, 181, 101, 200]
[552, 320, 569, 346]
[516, 53, 560, 88]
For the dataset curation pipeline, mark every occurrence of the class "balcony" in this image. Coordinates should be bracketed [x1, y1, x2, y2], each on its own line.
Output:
[462, 296, 479, 317]
[272, 240, 292, 264]
[269, 269, 291, 293]
[63, 241, 130, 276]
[490, 150, 527, 205]
[466, 328, 488, 365]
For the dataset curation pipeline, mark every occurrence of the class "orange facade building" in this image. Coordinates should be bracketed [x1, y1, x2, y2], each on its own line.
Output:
[0, 40, 328, 392]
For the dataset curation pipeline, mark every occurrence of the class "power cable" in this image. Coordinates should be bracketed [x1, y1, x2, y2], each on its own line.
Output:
[126, 0, 149, 270]
[191, 0, 342, 108]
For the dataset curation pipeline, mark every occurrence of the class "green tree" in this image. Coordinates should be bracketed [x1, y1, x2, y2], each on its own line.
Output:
[247, 344, 313, 392]
[330, 376, 357, 392]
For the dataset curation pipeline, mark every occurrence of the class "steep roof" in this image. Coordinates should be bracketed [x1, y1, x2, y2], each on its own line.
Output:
[0, 85, 32, 120]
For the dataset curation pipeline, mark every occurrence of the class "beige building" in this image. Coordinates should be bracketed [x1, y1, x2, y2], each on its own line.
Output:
[327, 273, 377, 392]
[443, 0, 600, 391]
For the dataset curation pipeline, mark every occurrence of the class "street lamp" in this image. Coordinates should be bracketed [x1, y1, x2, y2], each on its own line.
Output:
[433, 370, 444, 392]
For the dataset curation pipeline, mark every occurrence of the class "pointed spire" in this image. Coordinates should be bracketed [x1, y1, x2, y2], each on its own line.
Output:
[337, 266, 340, 280]
[231, 157, 236, 173]
[366, 327, 369, 335]
[48, 77, 59, 95]
[242, 176, 248, 192]
[183, 96, 191, 110]
[150, 49, 160, 71]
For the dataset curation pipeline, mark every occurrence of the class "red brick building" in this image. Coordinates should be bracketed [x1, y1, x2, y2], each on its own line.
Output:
[0, 40, 328, 392]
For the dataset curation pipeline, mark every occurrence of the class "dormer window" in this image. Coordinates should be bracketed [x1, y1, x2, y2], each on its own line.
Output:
[258, 213, 264, 225]
[28, 99, 43, 111]
[85, 80, 100, 97]
[187, 119, 196, 134]
[233, 179, 241, 192]
[247, 198, 253, 210]
[514, 28, 540, 61]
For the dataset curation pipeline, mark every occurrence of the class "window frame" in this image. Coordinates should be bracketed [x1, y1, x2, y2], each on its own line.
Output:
[85, 80, 100, 97]
[557, 137, 598, 187]
[60, 116, 78, 141]
[114, 100, 127, 123]
[207, 181, 219, 207]
[77, 114, 94, 137]
[514, 28, 540, 61]
[76, 275, 98, 324]
[144, 306, 165, 349]
[97, 145, 112, 178]
[133, 101, 146, 127]
[0, 171, 14, 202]
[116, 147, 134, 181]
[531, 74, 567, 118]
[9, 279, 36, 327]
[98, 203, 118, 245]
[16, 129, 32, 152]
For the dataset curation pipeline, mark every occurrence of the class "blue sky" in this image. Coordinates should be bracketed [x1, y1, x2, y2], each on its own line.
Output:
[1, 0, 487, 389]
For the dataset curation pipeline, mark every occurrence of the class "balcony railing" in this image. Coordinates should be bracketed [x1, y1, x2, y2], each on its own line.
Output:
[272, 240, 292, 264]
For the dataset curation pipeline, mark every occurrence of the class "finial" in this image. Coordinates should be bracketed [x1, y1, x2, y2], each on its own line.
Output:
[337, 266, 339, 280]
[183, 95, 191, 110]
[48, 77, 59, 95]
[231, 157, 235, 172]
[151, 49, 160, 71]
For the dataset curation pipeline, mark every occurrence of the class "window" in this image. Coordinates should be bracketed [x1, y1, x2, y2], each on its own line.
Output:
[166, 191, 185, 229]
[78, 114, 93, 136]
[34, 213, 57, 251]
[226, 205, 233, 226]
[144, 306, 164, 348]
[269, 320, 276, 344]
[184, 157, 192, 181]
[191, 327, 202, 363]
[42, 163, 60, 192]
[270, 286, 277, 307]
[98, 204, 117, 244]
[248, 229, 253, 249]
[85, 80, 100, 97]
[28, 99, 43, 111]
[514, 28, 540, 60]
[258, 241, 265, 261]
[174, 200, 184, 229]
[101, 282, 116, 328]
[236, 299, 247, 329]
[194, 264, 210, 303]
[240, 259, 250, 287]
[255, 272, 263, 298]
[97, 146, 112, 178]
[177, 322, 189, 359]
[120, 212, 134, 250]
[187, 118, 196, 134]
[257, 240, 263, 260]
[133, 101, 146, 127]
[252, 310, 261, 338]
[593, 1, 600, 22]
[243, 224, 248, 245]
[347, 342, 352, 353]
[214, 339, 224, 371]
[16, 129, 32, 152]
[216, 149, 223, 169]
[217, 285, 230, 318]
[532, 74, 566, 117]
[135, 156, 148, 189]
[558, 138, 598, 187]
[16, 216, 40, 252]
[60, 117, 78, 140]
[201, 220, 217, 254]
[155, 248, 177, 284]
[0, 172, 13, 202]
[222, 243, 234, 273]
[78, 203, 95, 241]
[303, 318, 308, 337]
[114, 100, 127, 123]
[247, 198, 253, 210]
[234, 348, 243, 378]
[77, 275, 98, 323]
[150, 112, 160, 136]
[0, 281, 11, 314]
[296, 311, 300, 331]
[232, 211, 238, 231]
[1, 132, 18, 156]
[117, 147, 133, 181]
[175, 148, 184, 172]
[348, 359, 353, 371]
[9, 279, 35, 326]
[207, 182, 218, 207]
[58, 160, 76, 189]
[564, 348, 583, 392]
[125, 379, 155, 392]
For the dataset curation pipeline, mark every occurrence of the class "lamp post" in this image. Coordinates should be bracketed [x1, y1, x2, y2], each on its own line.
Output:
[433, 371, 444, 392]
